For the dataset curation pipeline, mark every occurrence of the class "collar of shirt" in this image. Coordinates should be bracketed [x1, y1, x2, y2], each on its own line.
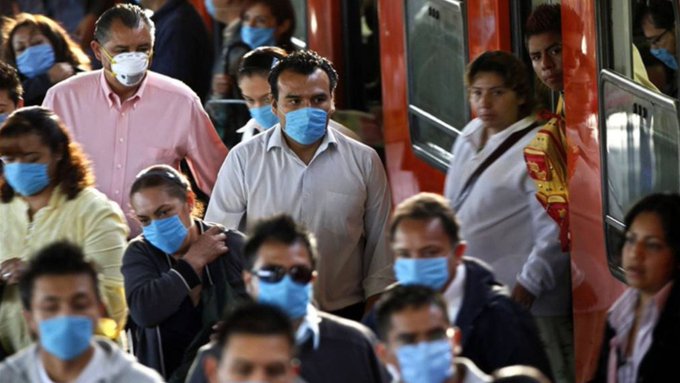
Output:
[295, 304, 321, 350]
[98, 69, 144, 110]
[442, 262, 466, 323]
[266, 124, 338, 160]
[461, 115, 536, 151]
[609, 281, 674, 332]
[16, 185, 67, 217]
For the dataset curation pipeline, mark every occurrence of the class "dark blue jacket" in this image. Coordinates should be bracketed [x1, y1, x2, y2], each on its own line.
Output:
[122, 219, 247, 380]
[364, 257, 552, 378]
[591, 277, 680, 383]
[150, 0, 213, 101]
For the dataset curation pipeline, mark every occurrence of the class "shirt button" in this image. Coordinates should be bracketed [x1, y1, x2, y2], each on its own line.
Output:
[114, 190, 120, 195]
[116, 164, 122, 169]
[119, 138, 124, 142]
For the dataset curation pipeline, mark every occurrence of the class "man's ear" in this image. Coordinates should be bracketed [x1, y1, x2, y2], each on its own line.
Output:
[23, 309, 37, 338]
[204, 355, 219, 383]
[90, 40, 103, 63]
[453, 242, 466, 263]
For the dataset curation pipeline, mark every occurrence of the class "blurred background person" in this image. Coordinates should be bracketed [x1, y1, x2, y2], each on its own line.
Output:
[208, 0, 297, 147]
[0, 242, 163, 382]
[203, 302, 302, 383]
[10, 0, 114, 55]
[591, 193, 680, 382]
[4, 13, 90, 105]
[0, 107, 128, 357]
[123, 165, 247, 381]
[637, 0, 677, 97]
[140, 0, 213, 101]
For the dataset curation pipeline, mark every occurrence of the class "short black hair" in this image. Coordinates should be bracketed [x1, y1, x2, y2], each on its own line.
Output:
[0, 61, 22, 105]
[640, 0, 675, 31]
[94, 4, 155, 45]
[238, 46, 288, 82]
[268, 50, 338, 101]
[375, 285, 449, 341]
[244, 214, 317, 270]
[19, 241, 100, 310]
[390, 192, 461, 245]
[215, 302, 295, 350]
[525, 4, 561, 41]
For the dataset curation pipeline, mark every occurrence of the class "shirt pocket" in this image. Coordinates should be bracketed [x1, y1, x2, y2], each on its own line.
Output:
[324, 191, 363, 238]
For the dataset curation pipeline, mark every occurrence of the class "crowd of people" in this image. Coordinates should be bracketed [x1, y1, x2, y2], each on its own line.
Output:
[0, 1, 677, 383]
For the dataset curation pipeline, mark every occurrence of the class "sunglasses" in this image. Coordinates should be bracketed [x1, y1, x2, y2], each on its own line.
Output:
[647, 29, 670, 46]
[252, 265, 314, 284]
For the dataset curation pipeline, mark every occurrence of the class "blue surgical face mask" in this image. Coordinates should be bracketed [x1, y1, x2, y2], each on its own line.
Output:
[142, 214, 189, 254]
[283, 107, 328, 145]
[249, 105, 279, 130]
[204, 0, 216, 18]
[241, 25, 276, 49]
[39, 316, 93, 361]
[394, 257, 450, 290]
[17, 43, 56, 79]
[3, 162, 51, 196]
[257, 275, 311, 319]
[650, 48, 679, 71]
[396, 339, 455, 383]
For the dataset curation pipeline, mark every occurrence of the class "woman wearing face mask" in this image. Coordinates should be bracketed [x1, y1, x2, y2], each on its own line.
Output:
[123, 164, 247, 380]
[4, 13, 90, 105]
[638, 0, 677, 97]
[236, 46, 360, 143]
[0, 106, 128, 356]
[208, 0, 297, 147]
[591, 193, 680, 383]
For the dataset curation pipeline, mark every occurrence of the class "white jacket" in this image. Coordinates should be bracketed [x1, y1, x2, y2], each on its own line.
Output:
[444, 116, 571, 316]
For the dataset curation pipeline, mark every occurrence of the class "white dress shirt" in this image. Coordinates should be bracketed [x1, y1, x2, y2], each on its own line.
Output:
[205, 125, 393, 310]
[444, 116, 571, 316]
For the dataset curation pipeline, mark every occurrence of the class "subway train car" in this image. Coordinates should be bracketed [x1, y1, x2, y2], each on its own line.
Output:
[300, 0, 680, 382]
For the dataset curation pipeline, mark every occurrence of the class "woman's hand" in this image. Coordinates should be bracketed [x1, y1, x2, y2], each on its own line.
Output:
[183, 226, 229, 275]
[48, 63, 75, 84]
[0, 258, 27, 285]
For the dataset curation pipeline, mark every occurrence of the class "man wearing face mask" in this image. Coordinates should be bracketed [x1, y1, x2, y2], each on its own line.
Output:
[205, 50, 393, 322]
[0, 241, 162, 382]
[245, 215, 387, 382]
[364, 193, 551, 378]
[374, 285, 491, 383]
[189, 214, 387, 383]
[42, 4, 227, 237]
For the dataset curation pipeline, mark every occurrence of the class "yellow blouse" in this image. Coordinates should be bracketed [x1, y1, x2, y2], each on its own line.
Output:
[0, 186, 129, 354]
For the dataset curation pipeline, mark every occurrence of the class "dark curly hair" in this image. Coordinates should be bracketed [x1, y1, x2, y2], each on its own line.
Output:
[525, 4, 561, 42]
[268, 49, 338, 101]
[0, 60, 22, 105]
[4, 13, 90, 72]
[0, 106, 94, 203]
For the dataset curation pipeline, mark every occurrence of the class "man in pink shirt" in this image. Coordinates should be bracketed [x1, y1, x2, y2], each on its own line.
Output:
[43, 4, 227, 235]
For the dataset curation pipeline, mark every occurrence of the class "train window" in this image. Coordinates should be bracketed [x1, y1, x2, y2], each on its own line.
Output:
[291, 0, 307, 46]
[598, 0, 635, 78]
[405, 0, 468, 171]
[600, 70, 680, 279]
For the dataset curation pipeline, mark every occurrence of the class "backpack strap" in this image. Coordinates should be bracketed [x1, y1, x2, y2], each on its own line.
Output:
[453, 121, 538, 211]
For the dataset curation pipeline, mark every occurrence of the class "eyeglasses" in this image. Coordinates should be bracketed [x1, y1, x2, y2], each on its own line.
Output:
[647, 29, 670, 46]
[252, 265, 314, 284]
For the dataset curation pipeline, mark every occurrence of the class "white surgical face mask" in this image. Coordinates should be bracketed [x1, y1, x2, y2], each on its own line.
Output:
[103, 48, 149, 87]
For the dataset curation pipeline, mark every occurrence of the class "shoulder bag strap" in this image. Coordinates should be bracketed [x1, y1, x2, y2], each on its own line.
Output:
[453, 122, 538, 211]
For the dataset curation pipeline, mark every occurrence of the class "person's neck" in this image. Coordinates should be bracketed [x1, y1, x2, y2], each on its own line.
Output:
[104, 71, 143, 103]
[177, 220, 200, 257]
[22, 185, 55, 220]
[282, 130, 323, 165]
[40, 345, 95, 383]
